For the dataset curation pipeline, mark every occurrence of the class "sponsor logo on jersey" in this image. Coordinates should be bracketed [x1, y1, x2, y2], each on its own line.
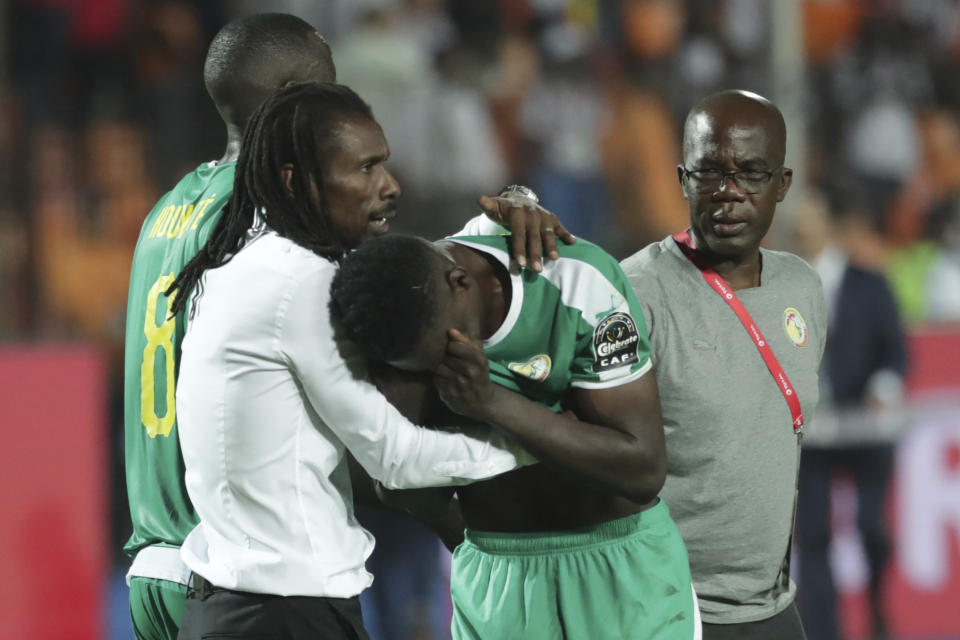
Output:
[508, 354, 552, 382]
[783, 307, 808, 347]
[593, 312, 640, 372]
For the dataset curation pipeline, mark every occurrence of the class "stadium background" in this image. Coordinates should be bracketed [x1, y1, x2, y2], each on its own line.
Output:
[0, 0, 958, 638]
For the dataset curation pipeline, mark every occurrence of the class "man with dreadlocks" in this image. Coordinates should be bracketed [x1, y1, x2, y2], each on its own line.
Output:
[124, 13, 568, 640]
[122, 14, 336, 640]
[166, 82, 572, 639]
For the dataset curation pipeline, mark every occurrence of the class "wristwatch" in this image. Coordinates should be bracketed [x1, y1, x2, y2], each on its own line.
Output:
[498, 184, 539, 205]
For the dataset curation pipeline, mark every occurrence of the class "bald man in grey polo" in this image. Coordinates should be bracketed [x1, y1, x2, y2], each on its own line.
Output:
[621, 237, 826, 625]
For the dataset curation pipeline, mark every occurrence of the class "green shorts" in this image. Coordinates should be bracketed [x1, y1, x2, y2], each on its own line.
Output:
[129, 576, 187, 640]
[450, 500, 700, 640]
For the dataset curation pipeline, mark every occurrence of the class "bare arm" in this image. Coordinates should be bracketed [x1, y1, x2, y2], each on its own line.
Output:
[347, 451, 465, 551]
[435, 330, 666, 504]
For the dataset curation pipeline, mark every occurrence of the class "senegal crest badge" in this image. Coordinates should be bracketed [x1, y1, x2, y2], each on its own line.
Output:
[783, 307, 808, 347]
[508, 355, 552, 382]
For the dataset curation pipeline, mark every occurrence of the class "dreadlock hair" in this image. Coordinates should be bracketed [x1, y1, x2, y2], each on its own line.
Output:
[167, 82, 374, 316]
[329, 235, 443, 363]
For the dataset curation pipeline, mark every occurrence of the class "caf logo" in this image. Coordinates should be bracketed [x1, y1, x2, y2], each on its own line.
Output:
[783, 307, 808, 347]
[593, 312, 640, 372]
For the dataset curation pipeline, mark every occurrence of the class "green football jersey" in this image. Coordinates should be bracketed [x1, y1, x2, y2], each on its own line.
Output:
[451, 236, 652, 411]
[123, 161, 235, 558]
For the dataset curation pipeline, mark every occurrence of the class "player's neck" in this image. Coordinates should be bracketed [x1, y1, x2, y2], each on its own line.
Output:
[688, 227, 763, 290]
[709, 252, 762, 291]
[219, 124, 243, 164]
[689, 238, 761, 291]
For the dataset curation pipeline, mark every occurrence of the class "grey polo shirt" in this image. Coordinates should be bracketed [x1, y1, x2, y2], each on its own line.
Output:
[621, 235, 827, 624]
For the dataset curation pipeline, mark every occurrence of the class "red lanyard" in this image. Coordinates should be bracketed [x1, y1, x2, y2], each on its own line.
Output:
[673, 231, 804, 434]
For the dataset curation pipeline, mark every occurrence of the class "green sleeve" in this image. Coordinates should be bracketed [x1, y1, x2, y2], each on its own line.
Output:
[567, 245, 652, 389]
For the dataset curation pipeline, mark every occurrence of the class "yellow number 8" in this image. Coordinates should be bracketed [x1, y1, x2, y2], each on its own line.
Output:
[141, 273, 177, 438]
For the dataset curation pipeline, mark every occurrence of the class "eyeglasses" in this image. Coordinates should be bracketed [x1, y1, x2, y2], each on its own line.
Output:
[681, 166, 782, 194]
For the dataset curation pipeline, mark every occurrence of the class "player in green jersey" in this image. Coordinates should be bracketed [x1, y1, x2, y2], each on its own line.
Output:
[122, 14, 336, 640]
[330, 234, 701, 639]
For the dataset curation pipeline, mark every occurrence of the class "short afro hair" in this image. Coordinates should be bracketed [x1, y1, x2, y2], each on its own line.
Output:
[330, 235, 444, 363]
[204, 13, 335, 129]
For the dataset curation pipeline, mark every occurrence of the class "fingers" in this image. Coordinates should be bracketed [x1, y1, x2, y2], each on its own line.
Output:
[434, 364, 471, 391]
[432, 363, 473, 400]
[433, 331, 495, 420]
[541, 224, 559, 262]
[476, 195, 505, 223]
[434, 361, 459, 381]
[478, 193, 577, 271]
[504, 201, 575, 272]
[509, 211, 529, 269]
[448, 328, 484, 351]
[445, 340, 482, 363]
[447, 328, 471, 344]
[478, 193, 534, 269]
[437, 330, 487, 379]
[442, 348, 486, 379]
[523, 207, 544, 272]
[552, 219, 576, 246]
[536, 213, 575, 260]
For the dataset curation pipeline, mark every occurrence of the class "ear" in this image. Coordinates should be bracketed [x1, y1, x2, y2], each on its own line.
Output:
[776, 167, 793, 203]
[445, 266, 472, 293]
[281, 163, 295, 192]
[677, 164, 689, 200]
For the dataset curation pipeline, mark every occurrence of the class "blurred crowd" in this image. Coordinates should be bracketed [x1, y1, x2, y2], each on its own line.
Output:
[4, 0, 960, 348]
[2, 0, 960, 638]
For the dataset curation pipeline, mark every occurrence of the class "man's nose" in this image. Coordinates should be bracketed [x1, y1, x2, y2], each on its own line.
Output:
[713, 175, 746, 201]
[381, 168, 401, 200]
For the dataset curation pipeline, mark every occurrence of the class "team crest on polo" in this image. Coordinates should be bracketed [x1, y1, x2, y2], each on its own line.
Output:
[594, 312, 640, 372]
[783, 307, 808, 347]
[508, 354, 552, 382]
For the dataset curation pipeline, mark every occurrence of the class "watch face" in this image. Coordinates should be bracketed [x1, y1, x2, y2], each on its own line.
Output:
[500, 184, 539, 204]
